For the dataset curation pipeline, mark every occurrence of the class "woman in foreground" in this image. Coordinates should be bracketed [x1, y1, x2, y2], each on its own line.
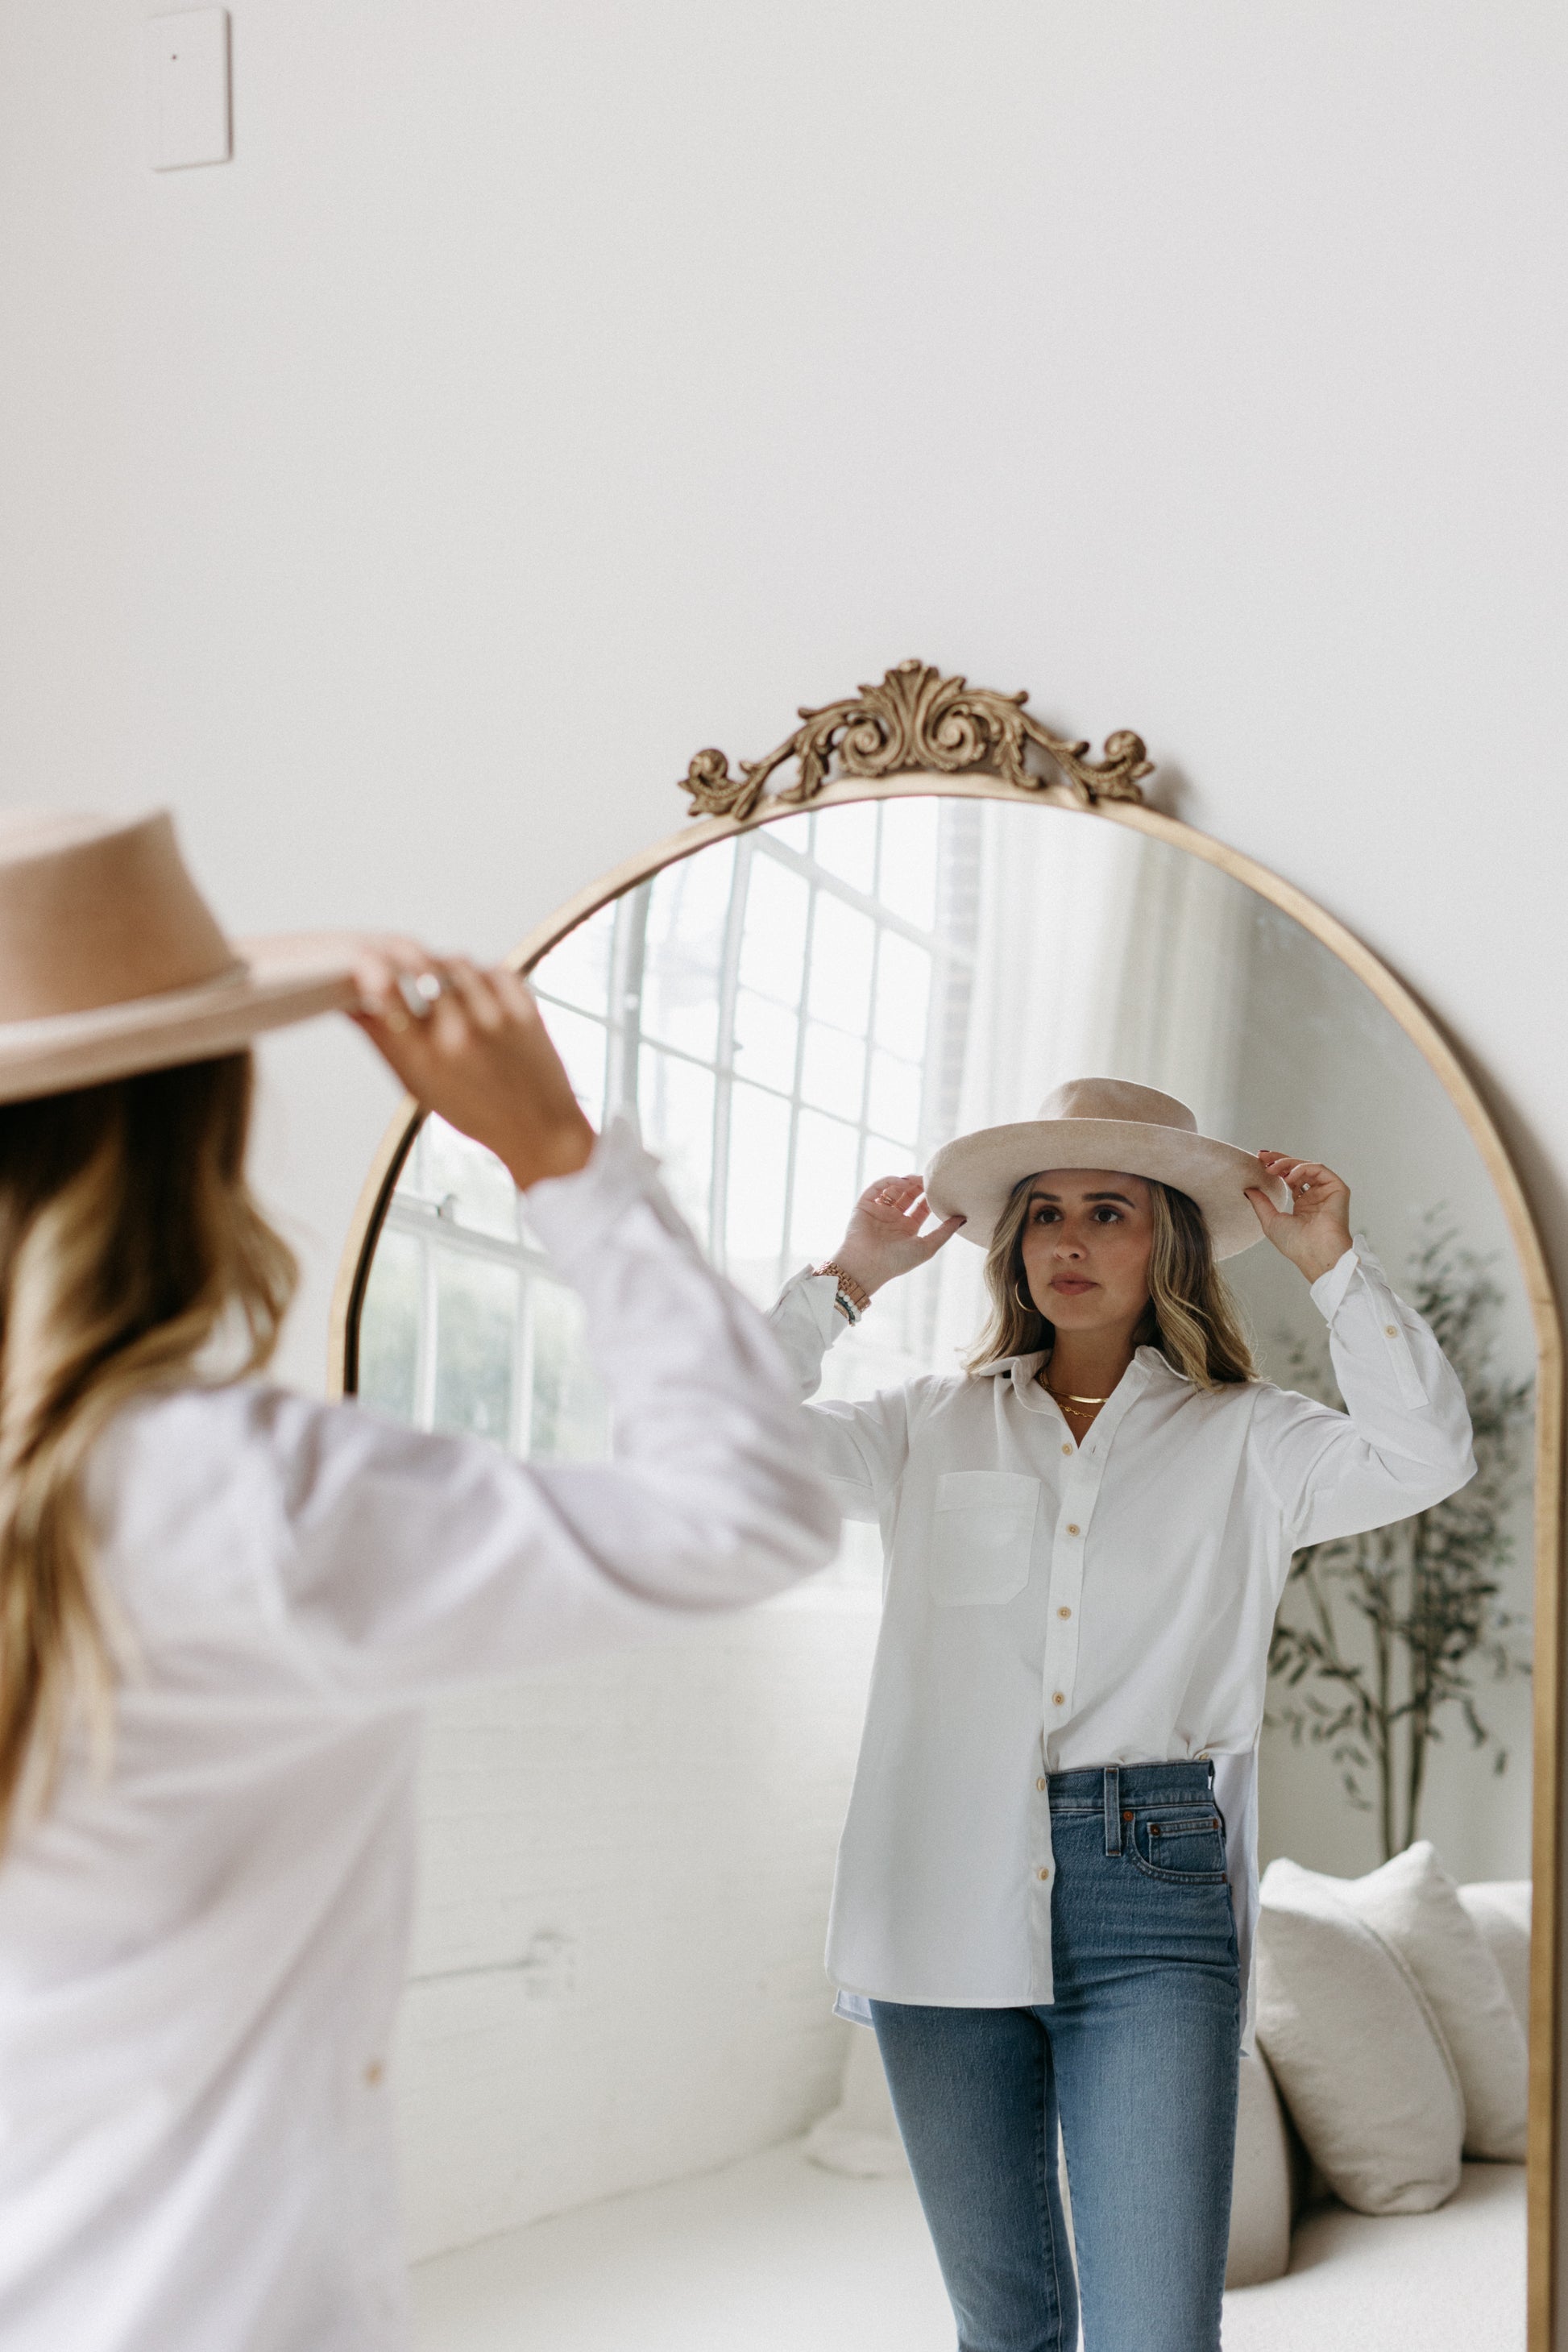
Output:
[0, 811, 838, 2352]
[770, 1076, 1475, 2352]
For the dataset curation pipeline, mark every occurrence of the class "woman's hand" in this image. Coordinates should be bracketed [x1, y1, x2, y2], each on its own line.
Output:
[1246, 1151, 1354, 1284]
[831, 1174, 964, 1298]
[351, 939, 594, 1191]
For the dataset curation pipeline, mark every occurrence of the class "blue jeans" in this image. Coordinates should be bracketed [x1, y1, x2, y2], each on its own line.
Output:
[870, 1762, 1241, 2352]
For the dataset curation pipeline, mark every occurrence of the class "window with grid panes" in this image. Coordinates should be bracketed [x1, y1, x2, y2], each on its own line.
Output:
[355, 799, 977, 1583]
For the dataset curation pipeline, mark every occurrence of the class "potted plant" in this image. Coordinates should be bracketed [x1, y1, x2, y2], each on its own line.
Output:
[1267, 1216, 1534, 1862]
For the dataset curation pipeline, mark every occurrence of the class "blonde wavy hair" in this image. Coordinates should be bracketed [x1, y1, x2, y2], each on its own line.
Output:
[0, 1053, 296, 1847]
[965, 1169, 1255, 1387]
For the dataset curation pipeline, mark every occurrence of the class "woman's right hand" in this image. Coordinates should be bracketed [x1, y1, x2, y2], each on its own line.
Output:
[830, 1175, 964, 1298]
[351, 939, 595, 1192]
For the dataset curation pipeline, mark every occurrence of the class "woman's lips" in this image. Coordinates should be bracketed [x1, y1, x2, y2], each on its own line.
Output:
[1050, 1276, 1097, 1295]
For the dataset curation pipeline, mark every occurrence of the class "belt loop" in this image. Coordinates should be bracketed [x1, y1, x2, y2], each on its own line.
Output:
[1104, 1764, 1122, 1856]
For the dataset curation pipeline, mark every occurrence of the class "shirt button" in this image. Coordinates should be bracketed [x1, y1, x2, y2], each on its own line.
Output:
[1038, 1866, 1051, 1881]
[1385, 1324, 1398, 1338]
[1061, 1443, 1072, 1456]
[1053, 1690, 1066, 1706]
[1066, 1524, 1081, 1537]
[1036, 1776, 1047, 1790]
[1058, 1605, 1072, 1619]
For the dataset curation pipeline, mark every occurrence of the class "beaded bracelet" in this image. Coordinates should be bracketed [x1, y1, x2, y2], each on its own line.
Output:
[815, 1259, 871, 1324]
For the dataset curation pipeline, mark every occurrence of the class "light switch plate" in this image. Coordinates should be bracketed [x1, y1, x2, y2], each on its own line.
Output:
[145, 10, 230, 172]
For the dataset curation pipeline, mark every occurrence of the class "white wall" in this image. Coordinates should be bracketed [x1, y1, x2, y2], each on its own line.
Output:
[2, 0, 1565, 2281]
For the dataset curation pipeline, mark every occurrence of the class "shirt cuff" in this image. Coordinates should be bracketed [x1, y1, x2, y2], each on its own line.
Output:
[774, 1264, 852, 1347]
[1309, 1239, 1363, 1326]
[521, 1114, 670, 1269]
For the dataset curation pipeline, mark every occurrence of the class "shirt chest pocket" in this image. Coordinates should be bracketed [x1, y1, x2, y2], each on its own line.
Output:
[927, 1471, 1040, 1607]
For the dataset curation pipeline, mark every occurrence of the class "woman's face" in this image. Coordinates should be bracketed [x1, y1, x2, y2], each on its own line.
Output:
[1017, 1168, 1155, 1336]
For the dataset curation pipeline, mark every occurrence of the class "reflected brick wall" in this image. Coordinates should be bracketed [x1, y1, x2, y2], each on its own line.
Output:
[394, 1595, 878, 2261]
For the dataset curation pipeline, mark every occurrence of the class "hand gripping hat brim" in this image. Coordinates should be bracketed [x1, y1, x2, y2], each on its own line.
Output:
[923, 1077, 1292, 1261]
[0, 809, 362, 1105]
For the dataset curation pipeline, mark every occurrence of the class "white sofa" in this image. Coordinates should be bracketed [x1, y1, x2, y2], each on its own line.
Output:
[1222, 2161, 1523, 2350]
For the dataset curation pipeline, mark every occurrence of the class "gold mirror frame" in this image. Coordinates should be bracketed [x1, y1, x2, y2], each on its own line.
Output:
[329, 665, 1565, 2346]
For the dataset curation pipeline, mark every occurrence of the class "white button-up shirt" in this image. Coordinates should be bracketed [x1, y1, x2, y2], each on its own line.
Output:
[768, 1242, 1474, 2035]
[0, 1122, 838, 2352]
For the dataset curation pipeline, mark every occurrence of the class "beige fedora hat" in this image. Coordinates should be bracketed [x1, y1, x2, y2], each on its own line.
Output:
[924, 1077, 1292, 1260]
[0, 809, 363, 1105]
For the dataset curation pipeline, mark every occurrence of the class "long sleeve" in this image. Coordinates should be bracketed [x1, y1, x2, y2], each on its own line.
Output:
[266, 1121, 843, 1696]
[1248, 1238, 1476, 1553]
[767, 1270, 912, 1520]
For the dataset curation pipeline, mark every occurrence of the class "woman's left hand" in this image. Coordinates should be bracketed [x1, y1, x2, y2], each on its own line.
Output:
[1246, 1152, 1354, 1284]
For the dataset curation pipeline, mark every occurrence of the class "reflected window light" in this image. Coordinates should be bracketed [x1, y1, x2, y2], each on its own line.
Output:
[535, 902, 616, 1018]
[362, 796, 981, 1549]
[737, 857, 810, 1005]
[864, 1135, 912, 1188]
[877, 801, 941, 930]
[762, 811, 814, 855]
[637, 1047, 716, 1235]
[799, 1022, 866, 1118]
[357, 1228, 421, 1422]
[867, 1051, 923, 1147]
[640, 842, 733, 1064]
[811, 798, 878, 894]
[726, 1082, 793, 1303]
[732, 989, 798, 1095]
[790, 1109, 862, 1261]
[873, 932, 932, 1062]
[807, 897, 876, 1034]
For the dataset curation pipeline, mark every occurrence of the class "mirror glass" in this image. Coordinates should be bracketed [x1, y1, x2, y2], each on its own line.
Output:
[354, 796, 1535, 2350]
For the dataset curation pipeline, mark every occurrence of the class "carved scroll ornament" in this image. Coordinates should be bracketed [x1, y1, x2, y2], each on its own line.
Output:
[679, 658, 1152, 823]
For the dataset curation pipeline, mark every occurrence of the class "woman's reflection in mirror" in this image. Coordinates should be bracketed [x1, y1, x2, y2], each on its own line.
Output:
[769, 1077, 1475, 2352]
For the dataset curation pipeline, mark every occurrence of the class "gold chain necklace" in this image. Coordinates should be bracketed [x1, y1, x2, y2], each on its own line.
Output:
[1043, 1383, 1110, 1414]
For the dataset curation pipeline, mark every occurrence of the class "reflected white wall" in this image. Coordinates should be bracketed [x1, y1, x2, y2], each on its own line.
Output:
[1226, 905, 1536, 1883]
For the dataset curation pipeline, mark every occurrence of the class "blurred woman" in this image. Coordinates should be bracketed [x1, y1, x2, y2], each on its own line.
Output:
[0, 810, 838, 2352]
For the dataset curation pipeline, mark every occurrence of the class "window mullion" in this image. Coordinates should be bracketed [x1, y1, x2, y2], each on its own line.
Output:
[414, 1238, 438, 1433]
[710, 835, 749, 1268]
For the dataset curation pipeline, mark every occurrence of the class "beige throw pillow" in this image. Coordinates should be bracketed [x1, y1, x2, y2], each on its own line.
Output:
[1346, 1842, 1527, 2162]
[1459, 1880, 1532, 2042]
[1257, 1856, 1463, 2213]
[1225, 2047, 1299, 2287]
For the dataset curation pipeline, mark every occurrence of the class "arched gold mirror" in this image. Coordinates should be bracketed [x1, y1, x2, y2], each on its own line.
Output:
[331, 666, 1562, 2352]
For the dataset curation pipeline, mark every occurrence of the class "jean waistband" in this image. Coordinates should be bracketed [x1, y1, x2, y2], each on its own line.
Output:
[1047, 1760, 1215, 1815]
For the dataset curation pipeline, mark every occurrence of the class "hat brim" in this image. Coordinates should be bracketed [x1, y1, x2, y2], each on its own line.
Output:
[0, 933, 363, 1105]
[924, 1118, 1292, 1260]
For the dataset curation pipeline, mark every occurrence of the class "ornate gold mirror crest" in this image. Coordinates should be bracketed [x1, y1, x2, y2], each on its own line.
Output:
[678, 657, 1155, 822]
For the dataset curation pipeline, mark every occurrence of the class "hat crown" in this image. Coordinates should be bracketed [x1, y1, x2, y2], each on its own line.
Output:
[0, 811, 238, 1024]
[1034, 1077, 1198, 1134]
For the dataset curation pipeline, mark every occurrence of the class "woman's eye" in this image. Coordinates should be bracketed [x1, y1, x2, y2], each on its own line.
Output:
[1092, 1206, 1122, 1224]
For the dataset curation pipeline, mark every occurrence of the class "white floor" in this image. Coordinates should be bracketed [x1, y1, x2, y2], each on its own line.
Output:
[411, 2140, 1526, 2352]
[409, 2140, 951, 2352]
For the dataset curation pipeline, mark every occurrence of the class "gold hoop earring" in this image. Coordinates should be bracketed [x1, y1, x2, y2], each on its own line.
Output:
[1014, 1279, 1034, 1315]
